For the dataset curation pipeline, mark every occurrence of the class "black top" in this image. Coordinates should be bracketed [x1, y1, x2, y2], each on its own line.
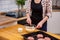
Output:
[31, 0, 43, 25]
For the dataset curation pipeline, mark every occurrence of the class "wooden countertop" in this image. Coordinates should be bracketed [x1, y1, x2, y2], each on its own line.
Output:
[0, 15, 17, 26]
[0, 12, 6, 15]
[0, 15, 27, 26]
[0, 24, 38, 40]
[0, 24, 60, 40]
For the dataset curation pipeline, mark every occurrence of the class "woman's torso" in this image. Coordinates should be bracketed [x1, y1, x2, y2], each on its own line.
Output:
[31, 0, 43, 20]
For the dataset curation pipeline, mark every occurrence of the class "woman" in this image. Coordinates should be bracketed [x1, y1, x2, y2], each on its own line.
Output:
[26, 0, 52, 31]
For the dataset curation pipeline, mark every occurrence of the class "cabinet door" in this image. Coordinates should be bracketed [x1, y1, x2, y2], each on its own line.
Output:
[47, 12, 60, 34]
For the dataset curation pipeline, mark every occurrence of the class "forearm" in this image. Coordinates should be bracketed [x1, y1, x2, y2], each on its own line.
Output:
[26, 13, 30, 18]
[40, 16, 49, 24]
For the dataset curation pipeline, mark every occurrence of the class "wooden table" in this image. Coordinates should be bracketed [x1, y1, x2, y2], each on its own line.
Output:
[0, 24, 38, 40]
[0, 15, 27, 26]
[0, 15, 17, 26]
[0, 15, 27, 28]
[0, 24, 60, 40]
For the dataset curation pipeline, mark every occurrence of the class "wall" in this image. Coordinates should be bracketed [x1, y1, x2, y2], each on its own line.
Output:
[47, 12, 60, 34]
[0, 0, 18, 12]
[0, 0, 26, 12]
[0, 0, 60, 12]
[52, 0, 60, 6]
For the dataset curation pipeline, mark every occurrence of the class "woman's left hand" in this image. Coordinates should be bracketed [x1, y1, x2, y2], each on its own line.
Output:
[36, 22, 43, 29]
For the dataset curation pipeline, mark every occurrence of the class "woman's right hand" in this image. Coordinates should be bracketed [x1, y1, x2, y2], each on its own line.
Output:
[26, 17, 32, 25]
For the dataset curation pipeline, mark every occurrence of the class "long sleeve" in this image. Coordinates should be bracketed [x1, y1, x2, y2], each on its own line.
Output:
[25, 0, 31, 15]
[46, 0, 52, 18]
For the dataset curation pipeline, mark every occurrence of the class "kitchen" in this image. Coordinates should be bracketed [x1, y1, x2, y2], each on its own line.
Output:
[0, 0, 60, 40]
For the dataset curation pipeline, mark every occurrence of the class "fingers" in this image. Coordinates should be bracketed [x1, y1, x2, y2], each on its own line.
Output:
[26, 19, 30, 24]
[29, 21, 31, 25]
[36, 24, 42, 29]
[36, 25, 40, 28]
[26, 18, 32, 25]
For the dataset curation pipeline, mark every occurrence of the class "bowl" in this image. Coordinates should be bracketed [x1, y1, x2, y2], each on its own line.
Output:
[25, 24, 35, 32]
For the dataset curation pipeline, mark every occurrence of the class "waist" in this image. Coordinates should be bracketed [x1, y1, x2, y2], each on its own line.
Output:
[31, 16, 43, 21]
[32, 12, 42, 16]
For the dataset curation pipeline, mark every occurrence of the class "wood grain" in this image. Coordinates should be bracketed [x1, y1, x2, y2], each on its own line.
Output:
[0, 15, 17, 26]
[0, 24, 60, 40]
[0, 15, 27, 26]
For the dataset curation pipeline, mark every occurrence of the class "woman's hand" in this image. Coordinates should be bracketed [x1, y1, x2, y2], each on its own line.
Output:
[36, 22, 43, 29]
[26, 17, 32, 25]
[36, 16, 49, 29]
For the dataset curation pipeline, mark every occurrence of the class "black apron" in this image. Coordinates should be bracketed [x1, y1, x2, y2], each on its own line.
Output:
[31, 0, 47, 31]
